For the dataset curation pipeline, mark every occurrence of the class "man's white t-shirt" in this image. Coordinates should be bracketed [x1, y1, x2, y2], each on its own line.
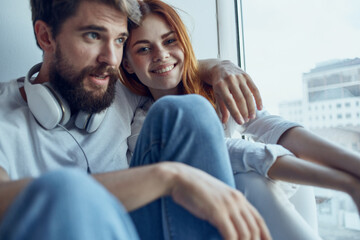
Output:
[0, 77, 144, 180]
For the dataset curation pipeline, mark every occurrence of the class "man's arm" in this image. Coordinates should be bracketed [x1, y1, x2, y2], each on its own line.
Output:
[95, 161, 271, 240]
[198, 59, 263, 125]
[0, 163, 271, 240]
[0, 168, 32, 220]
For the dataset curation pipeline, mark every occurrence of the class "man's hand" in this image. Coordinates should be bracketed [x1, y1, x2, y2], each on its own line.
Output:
[199, 59, 263, 124]
[168, 163, 272, 240]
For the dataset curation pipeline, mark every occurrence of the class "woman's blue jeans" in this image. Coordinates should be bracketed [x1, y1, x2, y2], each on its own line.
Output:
[130, 95, 235, 240]
[0, 95, 234, 240]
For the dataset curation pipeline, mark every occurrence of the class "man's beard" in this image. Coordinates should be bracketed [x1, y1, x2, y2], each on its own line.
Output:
[49, 47, 118, 114]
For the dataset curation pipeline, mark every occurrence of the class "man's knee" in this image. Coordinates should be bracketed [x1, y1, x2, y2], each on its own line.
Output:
[1, 168, 138, 240]
[28, 168, 112, 208]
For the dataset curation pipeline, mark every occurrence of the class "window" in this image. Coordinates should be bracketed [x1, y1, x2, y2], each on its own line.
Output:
[241, 0, 360, 238]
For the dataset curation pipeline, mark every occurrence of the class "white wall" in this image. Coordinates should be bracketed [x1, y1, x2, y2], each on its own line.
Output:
[164, 0, 219, 60]
[0, 0, 220, 82]
[0, 0, 42, 82]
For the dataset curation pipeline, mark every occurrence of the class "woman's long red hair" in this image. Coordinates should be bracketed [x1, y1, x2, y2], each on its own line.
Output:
[120, 0, 215, 107]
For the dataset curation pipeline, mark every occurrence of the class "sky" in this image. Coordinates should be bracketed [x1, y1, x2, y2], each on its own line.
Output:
[242, 0, 360, 114]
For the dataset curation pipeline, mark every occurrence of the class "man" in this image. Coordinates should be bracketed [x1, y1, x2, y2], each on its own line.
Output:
[0, 0, 270, 239]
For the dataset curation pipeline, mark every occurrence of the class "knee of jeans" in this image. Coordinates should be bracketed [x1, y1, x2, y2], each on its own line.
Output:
[156, 94, 211, 111]
[29, 168, 106, 205]
[151, 95, 217, 124]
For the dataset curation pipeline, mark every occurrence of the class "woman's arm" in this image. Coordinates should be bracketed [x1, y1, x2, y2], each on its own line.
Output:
[276, 127, 360, 213]
[278, 126, 360, 179]
[268, 153, 360, 213]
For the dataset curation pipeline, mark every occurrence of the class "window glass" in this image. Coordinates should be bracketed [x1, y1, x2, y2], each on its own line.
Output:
[242, 0, 360, 238]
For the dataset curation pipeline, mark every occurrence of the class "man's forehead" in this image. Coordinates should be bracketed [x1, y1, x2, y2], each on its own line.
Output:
[70, 1, 128, 31]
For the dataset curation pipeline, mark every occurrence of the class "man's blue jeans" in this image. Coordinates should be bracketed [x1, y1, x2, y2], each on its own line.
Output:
[0, 95, 235, 240]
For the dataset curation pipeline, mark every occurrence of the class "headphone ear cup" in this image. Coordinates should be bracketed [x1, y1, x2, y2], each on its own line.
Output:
[25, 82, 71, 129]
[75, 109, 107, 133]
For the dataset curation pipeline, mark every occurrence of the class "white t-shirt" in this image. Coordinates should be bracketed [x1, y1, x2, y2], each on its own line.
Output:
[0, 76, 145, 180]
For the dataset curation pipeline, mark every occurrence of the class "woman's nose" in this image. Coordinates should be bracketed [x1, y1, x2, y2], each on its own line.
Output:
[152, 46, 170, 62]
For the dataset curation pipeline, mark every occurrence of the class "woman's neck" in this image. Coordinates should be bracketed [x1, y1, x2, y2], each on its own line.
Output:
[150, 87, 182, 101]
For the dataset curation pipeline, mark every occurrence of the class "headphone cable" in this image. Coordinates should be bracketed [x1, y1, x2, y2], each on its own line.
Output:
[57, 124, 92, 174]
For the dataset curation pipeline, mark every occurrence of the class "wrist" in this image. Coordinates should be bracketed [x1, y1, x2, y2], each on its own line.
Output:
[154, 162, 184, 197]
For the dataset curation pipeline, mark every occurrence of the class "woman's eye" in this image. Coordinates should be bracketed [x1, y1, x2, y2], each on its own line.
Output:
[166, 39, 177, 44]
[137, 47, 150, 53]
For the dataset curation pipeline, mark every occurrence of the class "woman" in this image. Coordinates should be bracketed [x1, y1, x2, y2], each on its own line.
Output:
[120, 0, 360, 239]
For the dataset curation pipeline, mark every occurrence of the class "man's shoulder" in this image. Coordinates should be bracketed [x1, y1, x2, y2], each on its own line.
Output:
[0, 78, 22, 102]
[114, 81, 147, 107]
[0, 79, 18, 92]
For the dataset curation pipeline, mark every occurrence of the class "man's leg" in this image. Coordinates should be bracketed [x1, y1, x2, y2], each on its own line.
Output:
[234, 172, 322, 240]
[130, 95, 234, 240]
[0, 168, 139, 240]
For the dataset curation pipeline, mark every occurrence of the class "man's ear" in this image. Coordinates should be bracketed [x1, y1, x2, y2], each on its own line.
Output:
[122, 58, 135, 74]
[34, 20, 55, 52]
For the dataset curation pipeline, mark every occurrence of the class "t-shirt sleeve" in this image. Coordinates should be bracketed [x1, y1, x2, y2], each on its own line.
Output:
[237, 109, 302, 144]
[225, 138, 294, 178]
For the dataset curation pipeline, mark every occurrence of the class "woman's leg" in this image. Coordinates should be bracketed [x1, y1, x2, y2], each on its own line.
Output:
[234, 172, 322, 240]
[0, 168, 139, 240]
[130, 95, 234, 240]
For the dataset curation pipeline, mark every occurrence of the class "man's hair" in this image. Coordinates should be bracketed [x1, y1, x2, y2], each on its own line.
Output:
[30, 0, 141, 48]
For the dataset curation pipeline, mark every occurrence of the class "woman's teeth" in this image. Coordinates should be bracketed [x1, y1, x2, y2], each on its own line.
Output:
[153, 65, 174, 74]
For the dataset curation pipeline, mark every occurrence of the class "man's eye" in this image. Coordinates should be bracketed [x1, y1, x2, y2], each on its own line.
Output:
[116, 37, 126, 45]
[86, 32, 99, 40]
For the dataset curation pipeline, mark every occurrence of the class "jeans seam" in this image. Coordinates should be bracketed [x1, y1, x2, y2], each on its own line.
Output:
[137, 140, 163, 165]
[163, 198, 174, 240]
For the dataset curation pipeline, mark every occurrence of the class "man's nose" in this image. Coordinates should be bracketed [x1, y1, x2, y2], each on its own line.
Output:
[97, 42, 120, 67]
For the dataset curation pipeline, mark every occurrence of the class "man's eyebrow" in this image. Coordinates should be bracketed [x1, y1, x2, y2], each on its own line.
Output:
[131, 30, 175, 48]
[78, 25, 107, 32]
[78, 25, 129, 37]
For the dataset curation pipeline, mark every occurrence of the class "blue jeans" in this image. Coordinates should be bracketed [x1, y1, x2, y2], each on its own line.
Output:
[0, 95, 234, 240]
[130, 95, 235, 240]
[0, 169, 139, 240]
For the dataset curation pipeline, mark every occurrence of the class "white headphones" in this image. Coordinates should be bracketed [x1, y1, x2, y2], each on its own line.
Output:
[24, 63, 107, 133]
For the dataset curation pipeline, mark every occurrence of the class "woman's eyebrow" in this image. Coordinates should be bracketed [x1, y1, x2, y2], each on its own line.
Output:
[131, 30, 176, 48]
[161, 30, 175, 39]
